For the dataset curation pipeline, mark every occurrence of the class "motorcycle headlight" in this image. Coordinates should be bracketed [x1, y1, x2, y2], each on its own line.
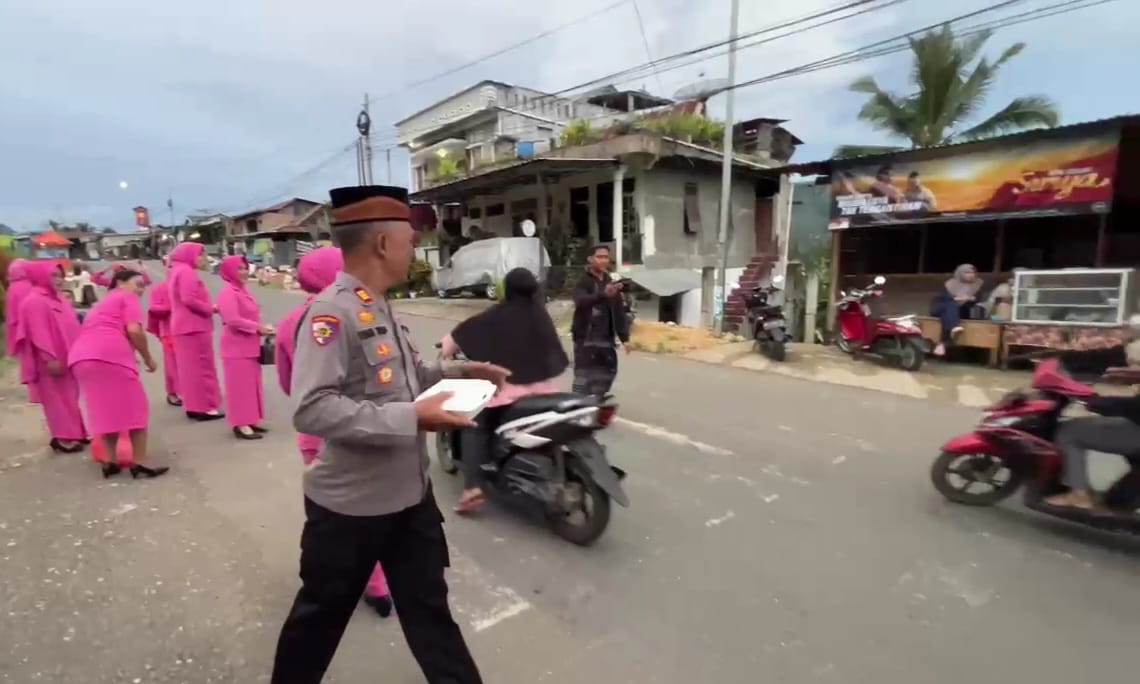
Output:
[980, 415, 1020, 428]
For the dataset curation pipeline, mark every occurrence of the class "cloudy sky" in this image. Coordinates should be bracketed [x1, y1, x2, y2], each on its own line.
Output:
[0, 0, 1134, 231]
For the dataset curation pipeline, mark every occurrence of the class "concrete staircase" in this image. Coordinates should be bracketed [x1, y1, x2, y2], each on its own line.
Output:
[723, 253, 778, 333]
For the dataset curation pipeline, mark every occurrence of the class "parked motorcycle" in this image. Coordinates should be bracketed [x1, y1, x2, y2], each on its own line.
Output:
[433, 347, 629, 546]
[930, 357, 1140, 533]
[834, 275, 925, 372]
[741, 274, 788, 361]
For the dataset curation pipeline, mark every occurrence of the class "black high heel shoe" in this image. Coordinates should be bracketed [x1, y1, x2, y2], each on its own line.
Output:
[49, 438, 85, 454]
[166, 395, 183, 407]
[186, 411, 224, 422]
[233, 427, 263, 441]
[363, 593, 393, 618]
[101, 463, 122, 479]
[129, 464, 170, 479]
[250, 425, 269, 434]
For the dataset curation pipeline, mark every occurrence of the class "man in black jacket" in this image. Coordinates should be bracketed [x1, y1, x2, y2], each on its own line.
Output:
[570, 245, 630, 396]
[1046, 344, 1140, 510]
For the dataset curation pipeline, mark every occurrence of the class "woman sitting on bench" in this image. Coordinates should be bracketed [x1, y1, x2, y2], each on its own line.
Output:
[930, 263, 984, 357]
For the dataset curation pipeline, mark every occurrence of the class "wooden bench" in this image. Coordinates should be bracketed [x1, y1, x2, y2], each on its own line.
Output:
[916, 316, 1004, 367]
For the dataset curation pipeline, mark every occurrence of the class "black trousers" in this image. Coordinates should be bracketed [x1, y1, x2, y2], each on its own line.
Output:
[572, 344, 618, 396]
[459, 405, 506, 490]
[271, 489, 482, 684]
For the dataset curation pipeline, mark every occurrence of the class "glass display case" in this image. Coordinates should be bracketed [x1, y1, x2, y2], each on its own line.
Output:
[1012, 268, 1134, 326]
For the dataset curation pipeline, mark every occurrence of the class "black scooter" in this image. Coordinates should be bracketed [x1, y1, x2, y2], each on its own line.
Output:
[433, 346, 629, 546]
[741, 274, 789, 362]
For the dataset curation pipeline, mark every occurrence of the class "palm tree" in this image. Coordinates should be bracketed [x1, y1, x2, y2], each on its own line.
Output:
[834, 24, 1059, 158]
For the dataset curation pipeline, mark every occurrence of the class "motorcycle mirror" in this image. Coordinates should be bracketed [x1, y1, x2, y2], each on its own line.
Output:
[771, 275, 785, 286]
[873, 275, 886, 285]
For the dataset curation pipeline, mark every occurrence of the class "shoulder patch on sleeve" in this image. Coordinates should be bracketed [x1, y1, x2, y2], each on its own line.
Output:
[310, 314, 341, 346]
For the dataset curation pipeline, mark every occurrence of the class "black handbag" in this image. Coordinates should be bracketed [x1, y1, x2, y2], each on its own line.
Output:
[259, 335, 276, 365]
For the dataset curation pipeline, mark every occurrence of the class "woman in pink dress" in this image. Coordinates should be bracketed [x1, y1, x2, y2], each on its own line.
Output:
[273, 246, 392, 618]
[70, 269, 169, 480]
[217, 255, 272, 440]
[14, 261, 88, 453]
[4, 259, 40, 403]
[442, 267, 569, 513]
[146, 257, 181, 407]
[93, 261, 152, 289]
[169, 242, 224, 421]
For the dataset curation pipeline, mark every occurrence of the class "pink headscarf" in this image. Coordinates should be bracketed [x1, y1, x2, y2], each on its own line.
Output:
[4, 259, 32, 357]
[169, 242, 204, 268]
[25, 261, 63, 299]
[296, 247, 344, 294]
[219, 255, 248, 288]
[7, 258, 28, 284]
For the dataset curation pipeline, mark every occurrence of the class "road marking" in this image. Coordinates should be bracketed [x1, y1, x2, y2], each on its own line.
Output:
[705, 511, 735, 527]
[472, 594, 532, 632]
[615, 417, 734, 456]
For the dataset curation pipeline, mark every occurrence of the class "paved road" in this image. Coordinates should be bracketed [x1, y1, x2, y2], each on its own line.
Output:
[2, 266, 1138, 683]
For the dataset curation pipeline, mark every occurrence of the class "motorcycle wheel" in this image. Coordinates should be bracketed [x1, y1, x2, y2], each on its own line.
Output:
[834, 333, 853, 355]
[931, 451, 1023, 506]
[436, 432, 459, 475]
[766, 339, 787, 362]
[546, 467, 611, 546]
[897, 340, 924, 372]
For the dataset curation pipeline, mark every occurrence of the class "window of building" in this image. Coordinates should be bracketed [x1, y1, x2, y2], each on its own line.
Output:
[244, 218, 257, 234]
[682, 182, 700, 235]
[467, 207, 482, 219]
[485, 203, 505, 217]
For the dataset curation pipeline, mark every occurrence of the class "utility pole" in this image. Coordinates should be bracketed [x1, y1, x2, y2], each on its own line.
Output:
[386, 147, 392, 183]
[356, 94, 374, 185]
[711, 0, 740, 334]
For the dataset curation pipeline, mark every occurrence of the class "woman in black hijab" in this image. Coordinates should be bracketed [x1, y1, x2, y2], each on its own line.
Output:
[442, 267, 569, 513]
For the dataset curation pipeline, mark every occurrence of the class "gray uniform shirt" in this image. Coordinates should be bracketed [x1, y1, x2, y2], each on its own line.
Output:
[292, 272, 459, 516]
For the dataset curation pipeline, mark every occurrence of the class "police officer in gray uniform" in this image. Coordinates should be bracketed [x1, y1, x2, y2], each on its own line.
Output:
[270, 185, 508, 684]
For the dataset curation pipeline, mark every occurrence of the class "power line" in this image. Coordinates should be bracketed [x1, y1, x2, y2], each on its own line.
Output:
[369, 0, 633, 103]
[630, 0, 664, 93]
[212, 140, 357, 215]
[719, 0, 1115, 97]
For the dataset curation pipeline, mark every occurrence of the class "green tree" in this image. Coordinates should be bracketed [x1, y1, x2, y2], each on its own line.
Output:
[834, 24, 1059, 158]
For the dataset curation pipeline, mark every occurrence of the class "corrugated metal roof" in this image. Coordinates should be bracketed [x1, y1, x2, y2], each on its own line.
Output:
[768, 113, 1140, 177]
[622, 266, 701, 297]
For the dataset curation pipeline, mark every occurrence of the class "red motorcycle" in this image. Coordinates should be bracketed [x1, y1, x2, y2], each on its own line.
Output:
[931, 358, 1140, 533]
[834, 275, 926, 372]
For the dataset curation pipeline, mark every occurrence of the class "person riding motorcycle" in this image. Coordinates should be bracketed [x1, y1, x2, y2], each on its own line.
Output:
[439, 268, 569, 514]
[1046, 339, 1140, 511]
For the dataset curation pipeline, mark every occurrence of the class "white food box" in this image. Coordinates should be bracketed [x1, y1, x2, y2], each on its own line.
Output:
[415, 378, 498, 420]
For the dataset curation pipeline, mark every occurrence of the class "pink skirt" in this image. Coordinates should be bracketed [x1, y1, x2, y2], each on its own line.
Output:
[172, 332, 222, 413]
[222, 356, 264, 427]
[73, 360, 149, 435]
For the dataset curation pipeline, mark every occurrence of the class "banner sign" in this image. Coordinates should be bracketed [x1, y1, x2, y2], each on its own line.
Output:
[829, 129, 1119, 229]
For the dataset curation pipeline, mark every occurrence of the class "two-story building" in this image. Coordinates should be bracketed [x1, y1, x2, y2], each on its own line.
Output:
[396, 80, 802, 327]
[224, 197, 330, 266]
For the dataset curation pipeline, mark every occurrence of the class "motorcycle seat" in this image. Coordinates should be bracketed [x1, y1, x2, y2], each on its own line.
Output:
[501, 393, 598, 421]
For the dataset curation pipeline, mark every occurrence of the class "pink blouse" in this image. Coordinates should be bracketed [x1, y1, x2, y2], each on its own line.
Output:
[439, 333, 563, 408]
[68, 288, 144, 372]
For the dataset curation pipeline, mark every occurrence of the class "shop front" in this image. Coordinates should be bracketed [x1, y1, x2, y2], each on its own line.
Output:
[807, 115, 1140, 365]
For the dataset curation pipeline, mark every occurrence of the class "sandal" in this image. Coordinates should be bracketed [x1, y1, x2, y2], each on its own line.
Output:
[454, 490, 485, 515]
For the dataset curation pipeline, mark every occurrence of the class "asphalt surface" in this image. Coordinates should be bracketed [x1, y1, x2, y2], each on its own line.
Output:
[2, 264, 1139, 683]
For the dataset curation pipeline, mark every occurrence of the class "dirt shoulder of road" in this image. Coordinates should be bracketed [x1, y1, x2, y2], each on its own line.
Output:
[387, 297, 1039, 408]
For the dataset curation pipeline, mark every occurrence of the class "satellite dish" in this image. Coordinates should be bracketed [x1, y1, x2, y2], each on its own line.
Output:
[520, 219, 536, 237]
[673, 78, 729, 101]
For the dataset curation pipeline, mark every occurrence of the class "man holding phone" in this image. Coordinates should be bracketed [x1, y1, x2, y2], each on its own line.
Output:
[570, 244, 630, 396]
